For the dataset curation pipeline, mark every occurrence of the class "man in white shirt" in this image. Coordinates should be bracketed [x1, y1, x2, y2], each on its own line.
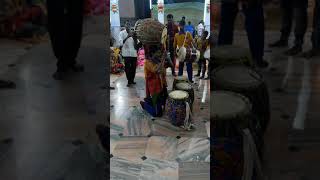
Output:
[121, 31, 140, 87]
[197, 20, 205, 37]
[119, 26, 129, 47]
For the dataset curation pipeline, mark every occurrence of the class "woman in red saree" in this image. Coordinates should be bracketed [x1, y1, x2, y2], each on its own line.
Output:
[140, 44, 168, 117]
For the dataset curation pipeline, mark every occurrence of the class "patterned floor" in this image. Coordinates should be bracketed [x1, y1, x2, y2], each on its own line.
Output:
[231, 32, 320, 179]
[110, 67, 210, 180]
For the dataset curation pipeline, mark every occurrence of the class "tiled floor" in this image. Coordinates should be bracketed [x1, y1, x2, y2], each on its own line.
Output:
[110, 67, 210, 179]
[230, 32, 320, 179]
[0, 16, 107, 180]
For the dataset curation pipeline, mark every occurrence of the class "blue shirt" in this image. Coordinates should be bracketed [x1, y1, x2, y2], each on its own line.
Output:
[184, 25, 194, 36]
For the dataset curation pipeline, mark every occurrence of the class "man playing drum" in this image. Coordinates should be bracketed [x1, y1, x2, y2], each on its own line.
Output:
[174, 24, 194, 83]
[195, 30, 209, 79]
[166, 14, 179, 76]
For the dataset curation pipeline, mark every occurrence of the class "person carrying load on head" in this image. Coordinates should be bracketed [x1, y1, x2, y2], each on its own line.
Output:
[135, 19, 168, 117]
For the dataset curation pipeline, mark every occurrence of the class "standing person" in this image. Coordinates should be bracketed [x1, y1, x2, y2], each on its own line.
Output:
[218, 0, 269, 68]
[179, 16, 186, 27]
[196, 31, 209, 79]
[197, 20, 205, 38]
[119, 26, 129, 48]
[166, 14, 179, 76]
[185, 21, 195, 38]
[174, 24, 194, 83]
[205, 34, 213, 80]
[303, 0, 320, 58]
[46, 0, 85, 80]
[269, 0, 308, 56]
[121, 30, 140, 87]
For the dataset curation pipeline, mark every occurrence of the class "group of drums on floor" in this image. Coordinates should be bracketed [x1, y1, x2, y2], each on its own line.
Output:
[134, 18, 208, 131]
[141, 75, 196, 130]
[212, 45, 270, 180]
[141, 61, 197, 131]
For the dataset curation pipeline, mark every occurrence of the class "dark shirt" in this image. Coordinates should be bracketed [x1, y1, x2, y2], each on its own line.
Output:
[179, 19, 186, 27]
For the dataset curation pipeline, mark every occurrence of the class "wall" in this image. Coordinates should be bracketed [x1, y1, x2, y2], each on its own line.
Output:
[119, 0, 136, 18]
[151, 2, 204, 26]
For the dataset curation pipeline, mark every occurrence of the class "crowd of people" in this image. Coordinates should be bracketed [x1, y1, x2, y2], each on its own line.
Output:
[110, 15, 210, 117]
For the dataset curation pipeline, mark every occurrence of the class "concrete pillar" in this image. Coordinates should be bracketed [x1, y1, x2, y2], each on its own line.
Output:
[157, 0, 165, 24]
[204, 0, 210, 31]
[110, 0, 121, 47]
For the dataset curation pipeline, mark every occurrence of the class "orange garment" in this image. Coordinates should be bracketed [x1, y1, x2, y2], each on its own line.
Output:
[144, 59, 167, 97]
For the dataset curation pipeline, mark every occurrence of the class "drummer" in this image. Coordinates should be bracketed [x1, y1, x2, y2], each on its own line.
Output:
[174, 24, 194, 83]
[140, 44, 168, 117]
[166, 14, 179, 76]
[195, 30, 209, 79]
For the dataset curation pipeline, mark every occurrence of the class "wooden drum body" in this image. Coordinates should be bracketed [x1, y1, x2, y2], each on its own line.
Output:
[212, 64, 270, 135]
[211, 91, 251, 138]
[166, 90, 192, 127]
[175, 82, 194, 105]
[185, 48, 200, 63]
[173, 76, 189, 89]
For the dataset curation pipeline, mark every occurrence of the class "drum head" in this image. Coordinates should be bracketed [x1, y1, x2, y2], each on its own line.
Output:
[169, 90, 189, 100]
[212, 45, 251, 60]
[176, 82, 192, 90]
[211, 91, 251, 120]
[213, 65, 262, 88]
[174, 76, 188, 81]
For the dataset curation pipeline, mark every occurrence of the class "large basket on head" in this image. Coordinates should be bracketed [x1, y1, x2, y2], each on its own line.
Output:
[134, 18, 165, 45]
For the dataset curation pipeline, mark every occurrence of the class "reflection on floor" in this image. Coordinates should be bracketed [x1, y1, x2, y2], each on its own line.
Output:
[0, 16, 107, 180]
[110, 67, 210, 180]
[233, 32, 320, 179]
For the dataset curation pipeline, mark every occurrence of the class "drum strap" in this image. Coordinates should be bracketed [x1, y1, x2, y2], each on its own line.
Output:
[177, 32, 190, 49]
[242, 129, 264, 180]
[183, 102, 193, 131]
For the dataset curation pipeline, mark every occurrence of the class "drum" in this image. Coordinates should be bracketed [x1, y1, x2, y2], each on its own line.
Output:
[172, 76, 189, 89]
[175, 82, 194, 105]
[212, 65, 270, 135]
[212, 92, 264, 179]
[166, 90, 192, 128]
[213, 136, 264, 180]
[211, 91, 251, 138]
[213, 137, 244, 180]
[212, 45, 253, 69]
[185, 48, 200, 63]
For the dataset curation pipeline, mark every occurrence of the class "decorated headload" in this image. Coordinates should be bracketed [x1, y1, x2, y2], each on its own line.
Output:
[134, 18, 166, 45]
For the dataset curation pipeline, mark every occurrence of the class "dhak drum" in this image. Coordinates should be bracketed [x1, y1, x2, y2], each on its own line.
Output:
[213, 137, 244, 180]
[185, 48, 200, 63]
[211, 91, 251, 138]
[175, 82, 194, 105]
[173, 76, 188, 89]
[212, 45, 253, 69]
[212, 91, 264, 178]
[212, 64, 270, 136]
[166, 90, 192, 128]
